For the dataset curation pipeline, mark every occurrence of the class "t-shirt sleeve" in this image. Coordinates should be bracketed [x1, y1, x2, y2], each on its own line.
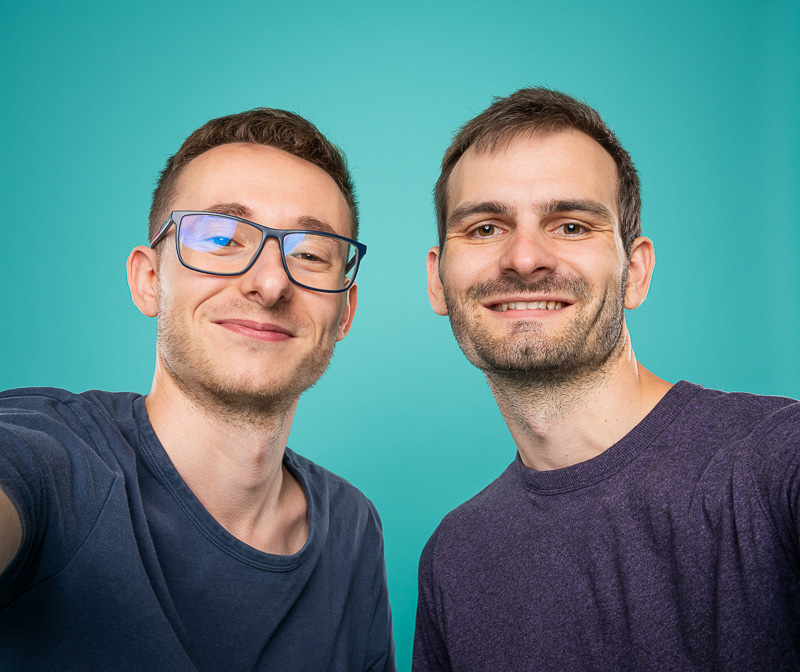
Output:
[0, 392, 117, 605]
[749, 403, 800, 554]
[413, 527, 453, 672]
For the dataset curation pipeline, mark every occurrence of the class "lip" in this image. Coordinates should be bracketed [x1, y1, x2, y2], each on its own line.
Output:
[215, 319, 295, 341]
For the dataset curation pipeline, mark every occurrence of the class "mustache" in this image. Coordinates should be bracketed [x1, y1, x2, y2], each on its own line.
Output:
[465, 274, 592, 303]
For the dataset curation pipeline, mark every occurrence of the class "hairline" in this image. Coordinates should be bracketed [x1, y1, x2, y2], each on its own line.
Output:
[439, 127, 626, 252]
[153, 141, 359, 242]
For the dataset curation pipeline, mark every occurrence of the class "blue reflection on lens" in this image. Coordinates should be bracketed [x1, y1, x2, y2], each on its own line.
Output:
[284, 233, 303, 255]
[181, 215, 237, 251]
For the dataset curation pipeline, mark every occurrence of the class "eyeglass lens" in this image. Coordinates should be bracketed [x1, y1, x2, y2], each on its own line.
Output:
[178, 214, 358, 291]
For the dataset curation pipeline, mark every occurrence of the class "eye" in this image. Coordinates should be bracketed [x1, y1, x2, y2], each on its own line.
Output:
[558, 222, 586, 236]
[295, 251, 323, 263]
[210, 236, 235, 247]
[471, 223, 502, 238]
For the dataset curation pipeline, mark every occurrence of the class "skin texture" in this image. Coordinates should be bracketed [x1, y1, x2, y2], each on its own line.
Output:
[126, 143, 358, 555]
[0, 490, 22, 574]
[428, 130, 672, 471]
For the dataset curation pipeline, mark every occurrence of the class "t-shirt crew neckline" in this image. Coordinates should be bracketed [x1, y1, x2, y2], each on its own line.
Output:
[132, 395, 314, 571]
[513, 380, 702, 495]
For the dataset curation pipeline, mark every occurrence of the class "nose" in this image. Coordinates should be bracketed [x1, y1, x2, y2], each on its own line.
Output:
[237, 237, 294, 306]
[498, 224, 558, 280]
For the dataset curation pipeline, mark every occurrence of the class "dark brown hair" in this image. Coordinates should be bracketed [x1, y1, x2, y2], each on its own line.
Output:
[149, 108, 358, 240]
[435, 87, 640, 254]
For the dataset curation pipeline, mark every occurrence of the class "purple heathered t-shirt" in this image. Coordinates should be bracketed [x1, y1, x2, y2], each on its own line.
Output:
[414, 381, 800, 671]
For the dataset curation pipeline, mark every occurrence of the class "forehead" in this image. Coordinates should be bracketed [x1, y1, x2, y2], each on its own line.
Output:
[173, 143, 352, 236]
[447, 130, 620, 221]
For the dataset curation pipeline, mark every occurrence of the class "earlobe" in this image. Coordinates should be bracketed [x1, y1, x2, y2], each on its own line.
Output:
[624, 236, 655, 310]
[127, 246, 160, 318]
[427, 247, 449, 316]
[335, 283, 358, 341]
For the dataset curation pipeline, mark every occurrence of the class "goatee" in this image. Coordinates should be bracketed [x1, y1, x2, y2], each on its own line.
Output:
[444, 270, 628, 386]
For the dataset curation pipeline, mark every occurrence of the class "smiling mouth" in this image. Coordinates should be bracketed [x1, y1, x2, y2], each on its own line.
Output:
[490, 300, 566, 312]
[216, 319, 295, 339]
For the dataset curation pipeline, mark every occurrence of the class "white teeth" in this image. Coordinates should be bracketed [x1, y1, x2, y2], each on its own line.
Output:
[492, 301, 565, 312]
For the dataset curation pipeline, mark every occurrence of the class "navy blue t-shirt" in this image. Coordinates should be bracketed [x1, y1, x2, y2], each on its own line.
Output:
[414, 382, 800, 671]
[0, 388, 395, 671]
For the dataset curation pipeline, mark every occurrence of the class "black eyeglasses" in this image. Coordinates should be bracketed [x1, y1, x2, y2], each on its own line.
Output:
[150, 211, 367, 293]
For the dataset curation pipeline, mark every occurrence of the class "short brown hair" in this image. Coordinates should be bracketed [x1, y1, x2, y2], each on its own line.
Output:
[435, 87, 641, 255]
[149, 108, 359, 240]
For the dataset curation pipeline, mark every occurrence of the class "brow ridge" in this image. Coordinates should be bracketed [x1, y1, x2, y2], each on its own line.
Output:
[203, 203, 339, 236]
[447, 201, 514, 229]
[538, 198, 616, 223]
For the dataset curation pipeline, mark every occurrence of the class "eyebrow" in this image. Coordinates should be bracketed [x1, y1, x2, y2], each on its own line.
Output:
[447, 198, 616, 230]
[447, 201, 515, 229]
[205, 203, 339, 236]
[206, 202, 254, 219]
[538, 199, 616, 223]
[295, 216, 339, 236]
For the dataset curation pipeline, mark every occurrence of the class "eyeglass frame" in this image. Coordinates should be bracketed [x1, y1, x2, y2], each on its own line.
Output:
[150, 210, 367, 294]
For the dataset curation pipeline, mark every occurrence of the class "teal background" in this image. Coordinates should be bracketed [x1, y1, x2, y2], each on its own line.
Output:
[2, 0, 799, 667]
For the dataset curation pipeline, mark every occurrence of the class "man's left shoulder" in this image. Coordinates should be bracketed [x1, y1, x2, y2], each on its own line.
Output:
[284, 448, 382, 529]
[685, 384, 800, 475]
[692, 383, 797, 413]
[681, 383, 800, 440]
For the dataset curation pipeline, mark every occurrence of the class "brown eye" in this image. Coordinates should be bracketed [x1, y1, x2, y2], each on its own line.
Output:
[476, 224, 497, 237]
[561, 223, 584, 235]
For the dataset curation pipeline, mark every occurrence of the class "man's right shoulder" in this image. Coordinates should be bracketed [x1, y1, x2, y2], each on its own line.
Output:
[421, 461, 517, 562]
[1, 386, 81, 407]
[0, 387, 140, 422]
[0, 387, 142, 466]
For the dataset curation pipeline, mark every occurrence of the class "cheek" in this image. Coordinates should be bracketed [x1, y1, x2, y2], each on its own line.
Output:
[441, 252, 494, 291]
[307, 296, 346, 336]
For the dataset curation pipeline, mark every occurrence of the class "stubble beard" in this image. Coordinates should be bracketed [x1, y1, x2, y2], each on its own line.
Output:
[156, 289, 337, 425]
[444, 269, 628, 390]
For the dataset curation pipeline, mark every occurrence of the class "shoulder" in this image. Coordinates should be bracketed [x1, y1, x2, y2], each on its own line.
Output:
[663, 383, 800, 521]
[663, 382, 800, 446]
[284, 448, 383, 532]
[0, 387, 141, 431]
[420, 463, 517, 568]
[680, 382, 797, 423]
[0, 389, 142, 595]
[715, 390, 800, 493]
[0, 387, 142, 492]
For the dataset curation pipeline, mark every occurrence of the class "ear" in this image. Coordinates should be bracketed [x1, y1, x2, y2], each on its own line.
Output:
[335, 282, 358, 341]
[624, 236, 655, 310]
[427, 247, 448, 316]
[127, 246, 159, 318]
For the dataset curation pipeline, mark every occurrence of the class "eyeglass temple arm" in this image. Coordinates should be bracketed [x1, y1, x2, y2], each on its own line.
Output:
[150, 218, 174, 248]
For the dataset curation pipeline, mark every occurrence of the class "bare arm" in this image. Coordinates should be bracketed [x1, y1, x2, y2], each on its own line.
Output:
[0, 487, 22, 574]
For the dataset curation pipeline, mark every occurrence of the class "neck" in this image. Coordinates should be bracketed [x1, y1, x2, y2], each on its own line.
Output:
[485, 328, 672, 471]
[145, 359, 308, 555]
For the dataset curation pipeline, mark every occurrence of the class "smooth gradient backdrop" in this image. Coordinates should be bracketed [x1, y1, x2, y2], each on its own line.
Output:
[2, 0, 799, 668]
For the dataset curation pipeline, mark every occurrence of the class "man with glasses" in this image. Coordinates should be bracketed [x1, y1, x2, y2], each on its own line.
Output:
[0, 109, 395, 671]
[413, 87, 800, 670]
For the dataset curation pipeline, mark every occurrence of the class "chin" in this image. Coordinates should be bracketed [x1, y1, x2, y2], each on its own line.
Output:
[157, 316, 337, 417]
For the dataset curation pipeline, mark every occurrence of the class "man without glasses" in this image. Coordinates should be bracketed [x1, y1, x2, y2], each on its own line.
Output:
[414, 87, 800, 670]
[0, 109, 395, 671]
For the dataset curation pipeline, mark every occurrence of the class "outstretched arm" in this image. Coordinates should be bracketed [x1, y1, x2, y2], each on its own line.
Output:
[0, 487, 22, 574]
